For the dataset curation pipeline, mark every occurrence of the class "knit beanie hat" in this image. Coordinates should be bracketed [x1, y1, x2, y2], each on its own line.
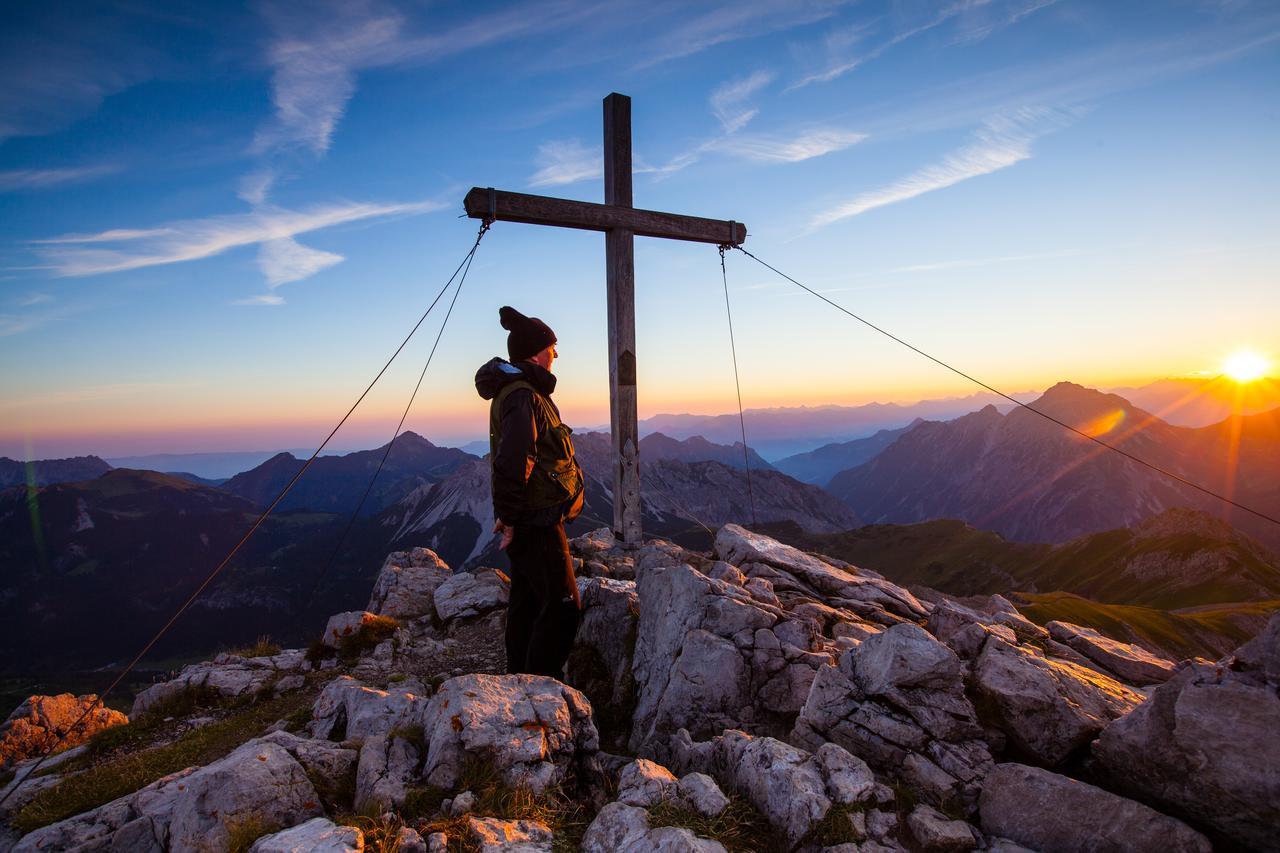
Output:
[499, 306, 557, 362]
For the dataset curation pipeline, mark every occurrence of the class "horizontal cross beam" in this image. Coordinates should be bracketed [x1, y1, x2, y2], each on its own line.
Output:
[464, 187, 746, 246]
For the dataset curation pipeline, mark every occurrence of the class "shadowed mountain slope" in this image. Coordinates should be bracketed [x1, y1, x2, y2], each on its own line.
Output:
[222, 431, 474, 517]
[0, 456, 112, 489]
[774, 420, 922, 486]
[828, 382, 1280, 547]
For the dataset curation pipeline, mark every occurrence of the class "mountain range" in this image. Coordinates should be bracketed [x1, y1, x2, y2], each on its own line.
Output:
[773, 421, 922, 486]
[379, 430, 857, 571]
[827, 381, 1280, 549]
[221, 431, 473, 517]
[634, 391, 1035, 458]
[0, 455, 111, 489]
[5, 379, 1278, 694]
[1110, 375, 1280, 427]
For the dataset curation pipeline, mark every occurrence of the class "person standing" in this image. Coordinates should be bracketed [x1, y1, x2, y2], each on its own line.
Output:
[474, 306, 585, 678]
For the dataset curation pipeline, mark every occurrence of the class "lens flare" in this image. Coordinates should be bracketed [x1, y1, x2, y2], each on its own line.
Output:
[1223, 350, 1269, 383]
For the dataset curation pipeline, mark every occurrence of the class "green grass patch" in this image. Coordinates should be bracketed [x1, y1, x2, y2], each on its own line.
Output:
[225, 813, 281, 853]
[1014, 592, 1280, 660]
[337, 809, 406, 853]
[338, 616, 400, 663]
[11, 687, 317, 835]
[231, 635, 282, 658]
[415, 756, 592, 853]
[649, 796, 786, 852]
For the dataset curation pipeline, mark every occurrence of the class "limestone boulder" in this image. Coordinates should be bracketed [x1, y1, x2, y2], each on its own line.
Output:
[368, 547, 453, 619]
[13, 736, 323, 853]
[355, 731, 422, 811]
[308, 675, 430, 741]
[972, 637, 1143, 766]
[260, 731, 359, 810]
[670, 729, 876, 848]
[906, 804, 978, 852]
[618, 758, 679, 807]
[580, 802, 728, 853]
[1091, 612, 1280, 851]
[793, 625, 992, 813]
[249, 817, 363, 852]
[322, 610, 384, 648]
[0, 693, 127, 767]
[629, 560, 836, 759]
[131, 650, 306, 717]
[433, 568, 510, 622]
[678, 773, 730, 817]
[714, 524, 927, 621]
[419, 674, 599, 794]
[1046, 621, 1177, 685]
[978, 763, 1210, 853]
[566, 578, 639, 750]
[468, 816, 553, 852]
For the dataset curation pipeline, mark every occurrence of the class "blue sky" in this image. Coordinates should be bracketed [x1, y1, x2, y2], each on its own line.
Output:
[1, 0, 1277, 457]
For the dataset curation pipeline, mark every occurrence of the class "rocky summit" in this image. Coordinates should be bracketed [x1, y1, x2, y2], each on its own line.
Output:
[2, 524, 1275, 852]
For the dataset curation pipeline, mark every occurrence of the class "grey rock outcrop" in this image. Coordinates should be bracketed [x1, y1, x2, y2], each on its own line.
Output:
[418, 674, 599, 793]
[671, 728, 878, 849]
[972, 637, 1143, 766]
[308, 675, 430, 741]
[793, 624, 993, 812]
[618, 758, 679, 807]
[566, 577, 640, 750]
[715, 524, 927, 622]
[355, 730, 422, 811]
[906, 804, 978, 852]
[979, 763, 1210, 853]
[433, 568, 510, 623]
[1092, 612, 1280, 851]
[0, 694, 127, 768]
[130, 650, 307, 717]
[249, 817, 363, 852]
[13, 736, 324, 853]
[1046, 620, 1177, 685]
[468, 816, 554, 851]
[580, 802, 728, 853]
[368, 547, 453, 619]
[629, 559, 833, 758]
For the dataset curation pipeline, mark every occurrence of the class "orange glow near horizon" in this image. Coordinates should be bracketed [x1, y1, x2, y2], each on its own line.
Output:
[1080, 409, 1127, 438]
[1223, 350, 1270, 383]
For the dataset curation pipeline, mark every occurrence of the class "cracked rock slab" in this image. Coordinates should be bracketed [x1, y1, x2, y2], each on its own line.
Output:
[419, 674, 599, 794]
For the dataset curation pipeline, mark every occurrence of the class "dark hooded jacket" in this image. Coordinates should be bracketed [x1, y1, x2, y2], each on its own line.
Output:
[475, 357, 583, 527]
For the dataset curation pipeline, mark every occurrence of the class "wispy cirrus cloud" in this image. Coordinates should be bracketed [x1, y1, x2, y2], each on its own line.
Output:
[811, 106, 1078, 229]
[257, 237, 344, 288]
[232, 294, 286, 306]
[0, 315, 38, 337]
[788, 0, 1060, 91]
[0, 164, 120, 192]
[710, 70, 775, 133]
[15, 293, 54, 307]
[529, 140, 602, 188]
[713, 128, 866, 163]
[635, 0, 851, 68]
[33, 199, 444, 279]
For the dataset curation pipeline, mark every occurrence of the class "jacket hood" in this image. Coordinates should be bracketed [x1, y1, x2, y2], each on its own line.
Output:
[475, 357, 557, 400]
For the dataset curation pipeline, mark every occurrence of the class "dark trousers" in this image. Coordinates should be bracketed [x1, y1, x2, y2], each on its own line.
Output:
[505, 522, 581, 679]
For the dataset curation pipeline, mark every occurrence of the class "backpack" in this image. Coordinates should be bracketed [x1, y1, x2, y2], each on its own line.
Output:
[489, 380, 585, 521]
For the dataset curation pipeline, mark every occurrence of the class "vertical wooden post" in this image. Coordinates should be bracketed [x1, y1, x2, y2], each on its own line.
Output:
[603, 92, 642, 547]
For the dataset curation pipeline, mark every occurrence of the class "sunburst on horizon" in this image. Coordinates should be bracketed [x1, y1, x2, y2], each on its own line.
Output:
[1222, 349, 1270, 383]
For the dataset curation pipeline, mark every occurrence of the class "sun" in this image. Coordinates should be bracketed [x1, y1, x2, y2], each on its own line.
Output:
[1222, 349, 1270, 383]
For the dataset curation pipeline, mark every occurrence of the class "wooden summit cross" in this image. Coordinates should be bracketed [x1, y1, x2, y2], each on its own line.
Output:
[465, 92, 747, 548]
